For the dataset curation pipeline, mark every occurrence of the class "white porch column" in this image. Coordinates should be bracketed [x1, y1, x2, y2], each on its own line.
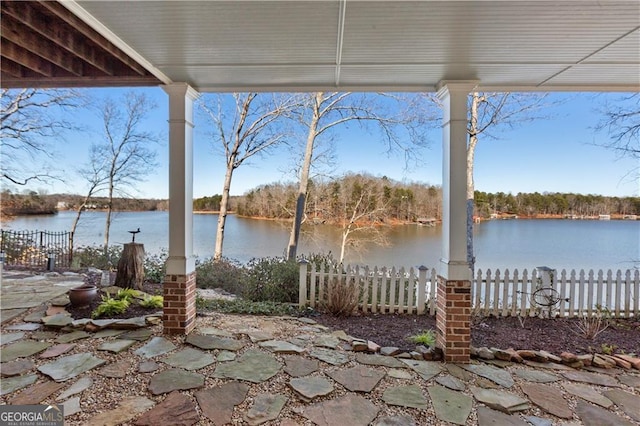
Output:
[162, 82, 199, 335]
[435, 81, 477, 363]
[437, 81, 476, 281]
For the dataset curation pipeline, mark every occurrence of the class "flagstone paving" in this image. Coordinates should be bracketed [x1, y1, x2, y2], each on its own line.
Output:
[2, 270, 640, 425]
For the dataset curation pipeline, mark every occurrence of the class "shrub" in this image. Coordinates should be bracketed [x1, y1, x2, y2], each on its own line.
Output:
[195, 257, 247, 295]
[574, 305, 610, 340]
[73, 245, 123, 270]
[144, 249, 168, 283]
[244, 257, 299, 303]
[196, 297, 299, 316]
[91, 295, 130, 318]
[301, 252, 339, 270]
[321, 276, 360, 317]
[408, 329, 436, 347]
[139, 295, 164, 309]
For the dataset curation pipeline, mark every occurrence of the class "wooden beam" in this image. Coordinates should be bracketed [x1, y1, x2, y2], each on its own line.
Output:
[1, 38, 54, 77]
[1, 17, 84, 77]
[38, 1, 150, 76]
[0, 57, 23, 78]
[1, 1, 115, 76]
[0, 75, 162, 89]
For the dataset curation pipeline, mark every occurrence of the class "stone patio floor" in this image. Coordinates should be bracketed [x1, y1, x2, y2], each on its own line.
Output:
[1, 269, 639, 425]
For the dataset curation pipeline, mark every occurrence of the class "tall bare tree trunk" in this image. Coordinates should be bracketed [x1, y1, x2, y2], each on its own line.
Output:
[104, 181, 114, 259]
[467, 93, 480, 272]
[287, 92, 322, 260]
[214, 157, 236, 260]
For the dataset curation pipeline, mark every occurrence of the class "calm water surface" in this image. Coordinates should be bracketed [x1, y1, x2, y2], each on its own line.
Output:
[2, 211, 638, 272]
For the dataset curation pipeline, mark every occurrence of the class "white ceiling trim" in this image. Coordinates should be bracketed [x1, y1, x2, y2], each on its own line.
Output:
[60, 0, 174, 85]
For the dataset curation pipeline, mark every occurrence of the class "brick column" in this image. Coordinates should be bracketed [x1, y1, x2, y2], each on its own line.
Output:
[436, 276, 471, 363]
[163, 272, 197, 334]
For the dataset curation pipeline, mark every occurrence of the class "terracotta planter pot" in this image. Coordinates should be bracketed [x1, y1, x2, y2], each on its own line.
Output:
[68, 285, 98, 307]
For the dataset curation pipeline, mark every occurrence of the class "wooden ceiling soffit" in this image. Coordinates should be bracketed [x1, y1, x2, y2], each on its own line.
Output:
[1, 1, 161, 88]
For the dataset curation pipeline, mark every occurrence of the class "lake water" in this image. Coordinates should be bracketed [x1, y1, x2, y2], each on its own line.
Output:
[2, 211, 638, 272]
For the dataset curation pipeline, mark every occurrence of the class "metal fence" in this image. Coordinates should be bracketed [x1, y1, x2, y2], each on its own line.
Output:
[0, 229, 73, 269]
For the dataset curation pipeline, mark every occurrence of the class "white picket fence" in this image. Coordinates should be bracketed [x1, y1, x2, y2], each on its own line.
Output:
[298, 262, 640, 318]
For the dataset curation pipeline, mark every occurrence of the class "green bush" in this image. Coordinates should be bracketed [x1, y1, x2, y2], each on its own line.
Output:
[73, 245, 123, 270]
[144, 249, 168, 283]
[139, 295, 164, 309]
[244, 257, 299, 303]
[195, 257, 247, 295]
[91, 295, 130, 318]
[196, 297, 299, 316]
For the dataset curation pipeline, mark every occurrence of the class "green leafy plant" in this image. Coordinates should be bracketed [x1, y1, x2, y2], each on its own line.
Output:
[196, 297, 299, 316]
[195, 257, 247, 295]
[91, 295, 130, 318]
[600, 343, 617, 355]
[407, 329, 436, 347]
[139, 295, 164, 309]
[244, 257, 299, 303]
[115, 288, 139, 302]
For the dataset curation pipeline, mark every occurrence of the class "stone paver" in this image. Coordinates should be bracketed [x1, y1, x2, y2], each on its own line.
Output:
[138, 360, 160, 373]
[39, 343, 75, 358]
[213, 349, 282, 383]
[603, 388, 640, 422]
[374, 415, 417, 426]
[462, 363, 514, 388]
[186, 333, 244, 351]
[198, 326, 234, 337]
[289, 376, 334, 401]
[63, 396, 82, 417]
[382, 385, 428, 409]
[514, 369, 559, 383]
[356, 353, 405, 368]
[283, 355, 319, 377]
[477, 406, 529, 426]
[470, 386, 530, 414]
[575, 399, 635, 426]
[134, 391, 199, 426]
[619, 375, 640, 388]
[298, 394, 379, 426]
[86, 396, 155, 426]
[31, 331, 57, 340]
[435, 374, 466, 391]
[57, 377, 93, 400]
[8, 380, 65, 405]
[327, 365, 385, 392]
[244, 393, 288, 426]
[1, 359, 35, 377]
[258, 339, 305, 354]
[388, 368, 412, 380]
[429, 384, 472, 425]
[162, 347, 215, 370]
[196, 382, 249, 424]
[55, 330, 90, 343]
[520, 382, 572, 419]
[315, 334, 340, 348]
[217, 350, 236, 362]
[561, 370, 621, 387]
[117, 329, 153, 341]
[99, 360, 131, 378]
[98, 339, 137, 353]
[134, 336, 176, 358]
[38, 352, 106, 382]
[5, 322, 42, 331]
[41, 313, 73, 328]
[93, 329, 127, 338]
[309, 347, 350, 365]
[148, 368, 205, 395]
[0, 373, 38, 395]
[400, 359, 442, 380]
[1, 332, 25, 345]
[562, 382, 613, 408]
[0, 340, 51, 362]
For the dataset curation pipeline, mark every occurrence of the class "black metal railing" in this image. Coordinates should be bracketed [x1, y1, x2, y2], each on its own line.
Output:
[0, 229, 73, 269]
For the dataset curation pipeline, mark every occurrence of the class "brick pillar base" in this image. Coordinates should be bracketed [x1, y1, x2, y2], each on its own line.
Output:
[163, 272, 197, 335]
[436, 276, 471, 363]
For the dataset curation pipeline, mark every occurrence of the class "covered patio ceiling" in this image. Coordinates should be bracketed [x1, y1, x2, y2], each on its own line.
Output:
[1, 0, 638, 92]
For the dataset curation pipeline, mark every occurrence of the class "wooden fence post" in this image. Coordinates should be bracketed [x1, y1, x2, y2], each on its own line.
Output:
[298, 259, 308, 308]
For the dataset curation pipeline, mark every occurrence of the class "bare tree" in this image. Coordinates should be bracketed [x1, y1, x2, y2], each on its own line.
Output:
[595, 93, 640, 159]
[200, 93, 296, 259]
[92, 92, 160, 254]
[1, 88, 81, 186]
[286, 92, 434, 260]
[465, 92, 552, 270]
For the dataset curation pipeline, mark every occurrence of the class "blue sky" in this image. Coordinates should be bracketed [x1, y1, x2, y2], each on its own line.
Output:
[23, 88, 640, 199]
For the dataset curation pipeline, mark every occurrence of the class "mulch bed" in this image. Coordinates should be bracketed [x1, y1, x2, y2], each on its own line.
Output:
[59, 269, 640, 356]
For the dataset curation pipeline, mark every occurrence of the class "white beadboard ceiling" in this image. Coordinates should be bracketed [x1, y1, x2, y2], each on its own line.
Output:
[70, 0, 640, 92]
